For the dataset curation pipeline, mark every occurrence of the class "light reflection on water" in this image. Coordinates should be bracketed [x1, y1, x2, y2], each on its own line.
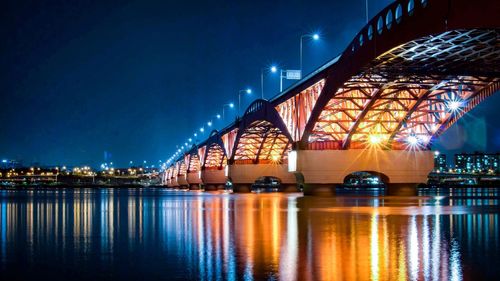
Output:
[0, 188, 499, 280]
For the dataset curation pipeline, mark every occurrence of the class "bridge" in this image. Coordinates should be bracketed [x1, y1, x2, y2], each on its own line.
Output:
[162, 0, 500, 195]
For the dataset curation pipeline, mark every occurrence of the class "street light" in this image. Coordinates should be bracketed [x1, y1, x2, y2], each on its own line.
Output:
[300, 33, 320, 75]
[261, 65, 278, 100]
[238, 88, 252, 116]
[222, 103, 234, 121]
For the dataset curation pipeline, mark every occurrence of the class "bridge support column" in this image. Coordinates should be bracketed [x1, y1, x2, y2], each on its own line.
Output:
[177, 175, 189, 189]
[229, 163, 297, 193]
[201, 169, 226, 191]
[167, 178, 179, 188]
[187, 172, 202, 191]
[296, 149, 433, 196]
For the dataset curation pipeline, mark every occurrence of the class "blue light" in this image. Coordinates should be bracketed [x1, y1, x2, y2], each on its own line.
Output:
[312, 33, 320, 40]
[270, 66, 278, 73]
[246, 88, 252, 94]
[1, 159, 7, 163]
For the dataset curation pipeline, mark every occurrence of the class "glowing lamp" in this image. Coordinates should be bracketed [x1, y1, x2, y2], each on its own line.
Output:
[447, 100, 462, 111]
[407, 135, 419, 145]
[369, 135, 381, 144]
[312, 33, 320, 40]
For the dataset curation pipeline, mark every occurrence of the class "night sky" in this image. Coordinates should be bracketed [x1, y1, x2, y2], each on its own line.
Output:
[1, 0, 499, 167]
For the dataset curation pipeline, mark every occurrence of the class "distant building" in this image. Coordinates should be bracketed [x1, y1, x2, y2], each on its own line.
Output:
[433, 152, 447, 172]
[454, 152, 499, 174]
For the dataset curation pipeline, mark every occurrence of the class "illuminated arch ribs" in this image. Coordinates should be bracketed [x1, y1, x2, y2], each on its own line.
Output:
[310, 29, 500, 149]
[204, 143, 226, 169]
[233, 100, 293, 164]
[178, 160, 187, 177]
[233, 120, 290, 163]
[187, 153, 201, 173]
[275, 79, 325, 141]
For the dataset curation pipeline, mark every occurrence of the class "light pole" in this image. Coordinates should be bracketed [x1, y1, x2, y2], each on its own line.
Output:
[238, 88, 252, 116]
[261, 65, 278, 100]
[299, 33, 320, 76]
[222, 103, 234, 121]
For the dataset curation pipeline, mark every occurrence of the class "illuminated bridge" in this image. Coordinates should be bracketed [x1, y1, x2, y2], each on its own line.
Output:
[163, 0, 500, 195]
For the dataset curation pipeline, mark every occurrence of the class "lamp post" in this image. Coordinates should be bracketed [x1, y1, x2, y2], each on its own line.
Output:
[299, 33, 320, 76]
[222, 103, 234, 121]
[238, 88, 252, 116]
[261, 65, 278, 100]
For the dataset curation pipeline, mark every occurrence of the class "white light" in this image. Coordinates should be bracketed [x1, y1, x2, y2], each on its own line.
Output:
[194, 133, 197, 137]
[407, 135, 419, 145]
[270, 66, 277, 73]
[288, 151, 297, 172]
[200, 127, 204, 132]
[369, 134, 381, 144]
[447, 100, 462, 111]
[207, 121, 212, 127]
[419, 135, 430, 143]
[1, 159, 7, 163]
[246, 88, 252, 94]
[188, 138, 192, 142]
[216, 114, 221, 119]
[229, 103, 234, 108]
[184, 142, 188, 146]
[312, 33, 320, 40]
[434, 151, 440, 156]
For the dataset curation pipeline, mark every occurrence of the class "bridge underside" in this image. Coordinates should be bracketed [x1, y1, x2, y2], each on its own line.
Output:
[308, 29, 500, 149]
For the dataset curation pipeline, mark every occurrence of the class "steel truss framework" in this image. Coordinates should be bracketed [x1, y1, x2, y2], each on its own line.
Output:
[232, 120, 290, 164]
[275, 79, 325, 142]
[203, 143, 226, 169]
[309, 29, 500, 149]
[187, 154, 201, 173]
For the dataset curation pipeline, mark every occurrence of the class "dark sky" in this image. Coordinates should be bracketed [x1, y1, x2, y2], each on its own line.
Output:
[1, 0, 499, 167]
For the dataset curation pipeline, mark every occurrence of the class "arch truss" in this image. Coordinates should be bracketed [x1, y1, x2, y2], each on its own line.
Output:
[233, 120, 291, 164]
[309, 29, 500, 149]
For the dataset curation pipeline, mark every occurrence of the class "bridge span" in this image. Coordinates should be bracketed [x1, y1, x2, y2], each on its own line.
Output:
[163, 0, 500, 195]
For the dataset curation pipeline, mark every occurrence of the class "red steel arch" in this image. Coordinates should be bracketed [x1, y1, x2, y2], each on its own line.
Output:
[292, 0, 500, 149]
[231, 100, 293, 164]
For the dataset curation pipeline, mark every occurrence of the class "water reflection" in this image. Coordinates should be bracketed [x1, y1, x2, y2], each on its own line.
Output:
[0, 188, 499, 280]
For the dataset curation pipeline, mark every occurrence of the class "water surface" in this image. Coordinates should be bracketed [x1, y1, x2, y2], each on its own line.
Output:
[0, 188, 499, 280]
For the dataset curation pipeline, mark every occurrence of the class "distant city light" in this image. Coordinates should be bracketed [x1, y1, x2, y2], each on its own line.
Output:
[1, 159, 6, 163]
